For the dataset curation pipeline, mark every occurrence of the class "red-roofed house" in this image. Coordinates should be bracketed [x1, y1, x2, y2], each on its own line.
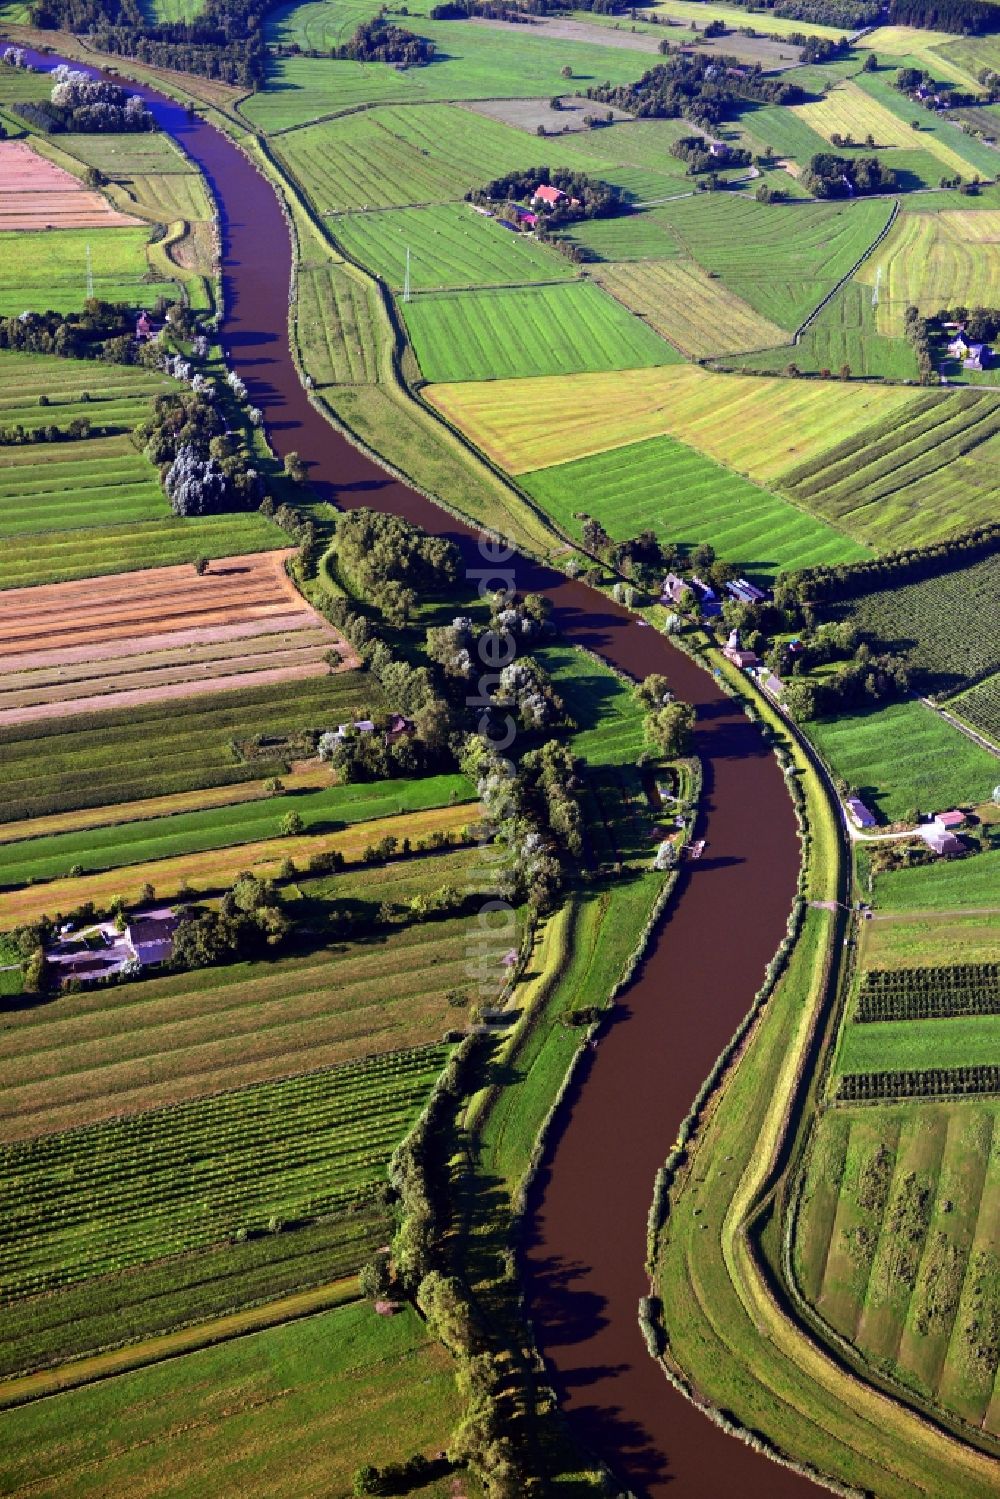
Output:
[532, 184, 566, 207]
[934, 809, 965, 830]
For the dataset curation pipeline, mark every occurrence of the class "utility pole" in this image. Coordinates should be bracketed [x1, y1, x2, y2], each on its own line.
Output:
[403, 246, 411, 304]
[86, 242, 94, 301]
[872, 264, 881, 309]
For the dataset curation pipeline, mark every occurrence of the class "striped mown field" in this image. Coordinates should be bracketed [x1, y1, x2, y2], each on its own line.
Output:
[857, 211, 1000, 337]
[425, 363, 918, 477]
[593, 258, 790, 358]
[791, 79, 974, 179]
[295, 261, 380, 384]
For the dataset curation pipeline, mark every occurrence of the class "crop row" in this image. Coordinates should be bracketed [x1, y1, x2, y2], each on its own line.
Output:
[837, 1065, 1000, 1103]
[952, 676, 1000, 746]
[856, 961, 1000, 1022]
[0, 1045, 449, 1300]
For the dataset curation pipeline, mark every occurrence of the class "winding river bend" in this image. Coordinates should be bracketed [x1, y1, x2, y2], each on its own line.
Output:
[31, 51, 814, 1496]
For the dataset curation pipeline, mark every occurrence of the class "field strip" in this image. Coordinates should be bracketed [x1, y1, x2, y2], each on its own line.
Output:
[0, 768, 331, 848]
[0, 804, 480, 928]
[0, 1275, 360, 1411]
[0, 140, 143, 230]
[591, 259, 790, 358]
[425, 364, 918, 478]
[0, 618, 332, 676]
[791, 79, 973, 180]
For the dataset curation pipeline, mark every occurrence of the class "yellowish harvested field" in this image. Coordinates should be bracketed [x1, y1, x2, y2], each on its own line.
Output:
[856, 211, 1000, 335]
[792, 79, 972, 178]
[855, 27, 981, 91]
[592, 259, 789, 358]
[0, 803, 478, 928]
[119, 172, 214, 223]
[426, 365, 918, 479]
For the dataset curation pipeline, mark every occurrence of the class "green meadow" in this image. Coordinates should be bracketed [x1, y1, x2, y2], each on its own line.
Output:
[874, 849, 1000, 912]
[522, 432, 865, 582]
[0, 227, 172, 314]
[404, 281, 678, 382]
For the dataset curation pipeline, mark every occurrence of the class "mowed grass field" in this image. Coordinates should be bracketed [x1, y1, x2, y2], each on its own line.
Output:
[780, 391, 1000, 548]
[0, 773, 471, 887]
[274, 102, 601, 214]
[593, 258, 791, 357]
[0, 225, 171, 314]
[0, 801, 474, 926]
[791, 78, 974, 179]
[856, 211, 1000, 337]
[0, 674, 378, 823]
[295, 260, 380, 384]
[728, 281, 918, 383]
[330, 201, 576, 291]
[403, 280, 678, 381]
[523, 432, 866, 581]
[0, 895, 485, 1139]
[0, 1303, 478, 1499]
[647, 194, 894, 332]
[794, 1102, 1000, 1433]
[807, 699, 999, 823]
[426, 363, 918, 477]
[0, 435, 168, 536]
[860, 909, 1000, 969]
[874, 849, 1000, 913]
[854, 65, 1000, 179]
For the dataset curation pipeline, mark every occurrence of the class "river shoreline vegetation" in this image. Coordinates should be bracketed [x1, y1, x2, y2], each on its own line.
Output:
[0, 3, 998, 1497]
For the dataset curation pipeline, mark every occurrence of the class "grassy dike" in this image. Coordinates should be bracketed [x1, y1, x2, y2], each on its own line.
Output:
[645, 656, 1000, 1498]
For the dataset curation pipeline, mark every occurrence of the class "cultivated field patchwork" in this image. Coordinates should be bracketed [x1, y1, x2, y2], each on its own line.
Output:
[592, 258, 790, 357]
[0, 551, 356, 726]
[857, 211, 1000, 337]
[0, 141, 142, 230]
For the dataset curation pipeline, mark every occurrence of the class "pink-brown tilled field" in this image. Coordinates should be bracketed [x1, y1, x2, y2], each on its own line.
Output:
[0, 140, 142, 230]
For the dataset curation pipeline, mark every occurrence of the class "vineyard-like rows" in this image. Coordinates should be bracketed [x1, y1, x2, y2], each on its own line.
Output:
[523, 431, 863, 582]
[952, 675, 1000, 746]
[296, 261, 379, 385]
[841, 551, 1000, 696]
[856, 964, 1000, 1022]
[0, 1045, 449, 1301]
[780, 391, 1000, 549]
[593, 258, 789, 359]
[331, 201, 576, 293]
[403, 281, 677, 383]
[0, 673, 375, 823]
[838, 1066, 1000, 1102]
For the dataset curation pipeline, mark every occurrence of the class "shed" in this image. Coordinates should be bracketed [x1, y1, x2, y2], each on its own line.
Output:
[934, 809, 965, 829]
[845, 797, 876, 829]
[919, 825, 963, 857]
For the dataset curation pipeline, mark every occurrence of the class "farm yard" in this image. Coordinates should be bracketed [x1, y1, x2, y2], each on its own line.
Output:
[522, 433, 865, 581]
[592, 258, 790, 358]
[403, 281, 679, 382]
[425, 363, 918, 477]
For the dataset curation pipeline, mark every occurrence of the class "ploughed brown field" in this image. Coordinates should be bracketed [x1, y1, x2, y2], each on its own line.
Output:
[0, 550, 358, 724]
[0, 140, 142, 230]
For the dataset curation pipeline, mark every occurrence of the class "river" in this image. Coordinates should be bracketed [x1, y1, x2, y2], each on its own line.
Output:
[24, 47, 813, 1496]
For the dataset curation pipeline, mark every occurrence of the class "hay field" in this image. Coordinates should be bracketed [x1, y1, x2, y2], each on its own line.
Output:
[119, 171, 213, 223]
[593, 259, 790, 357]
[0, 552, 355, 726]
[791, 79, 972, 179]
[856, 28, 984, 91]
[331, 201, 576, 291]
[650, 0, 845, 37]
[0, 141, 141, 231]
[856, 211, 1000, 336]
[426, 364, 918, 477]
[403, 280, 678, 382]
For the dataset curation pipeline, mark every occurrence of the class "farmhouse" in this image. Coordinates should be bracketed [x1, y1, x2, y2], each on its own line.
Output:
[845, 796, 877, 829]
[723, 628, 759, 669]
[964, 343, 990, 372]
[919, 825, 964, 857]
[532, 184, 566, 207]
[662, 572, 688, 605]
[125, 910, 177, 967]
[934, 809, 965, 830]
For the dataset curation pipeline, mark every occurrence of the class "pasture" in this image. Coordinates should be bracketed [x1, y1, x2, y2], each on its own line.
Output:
[792, 78, 974, 180]
[523, 433, 865, 581]
[557, 206, 682, 262]
[806, 699, 998, 823]
[647, 193, 894, 332]
[856, 211, 1000, 337]
[0, 771, 470, 887]
[837, 1016, 1000, 1074]
[0, 225, 172, 314]
[593, 258, 790, 357]
[0, 902, 485, 1139]
[403, 281, 678, 382]
[0, 1044, 449, 1298]
[425, 363, 918, 477]
[860, 910, 1000, 969]
[854, 66, 1000, 179]
[793, 1101, 1000, 1432]
[0, 435, 167, 536]
[274, 102, 601, 214]
[295, 261, 380, 383]
[0, 1303, 476, 1499]
[0, 551, 353, 727]
[838, 552, 1000, 697]
[50, 132, 194, 177]
[119, 171, 214, 224]
[781, 391, 1000, 549]
[951, 676, 1000, 747]
[267, 0, 386, 49]
[0, 673, 377, 823]
[330, 201, 576, 291]
[649, 0, 846, 38]
[729, 282, 917, 383]
[0, 801, 474, 926]
[855, 27, 983, 92]
[875, 849, 1000, 913]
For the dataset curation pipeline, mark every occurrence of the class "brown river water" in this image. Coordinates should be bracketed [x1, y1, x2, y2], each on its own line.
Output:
[29, 51, 814, 1495]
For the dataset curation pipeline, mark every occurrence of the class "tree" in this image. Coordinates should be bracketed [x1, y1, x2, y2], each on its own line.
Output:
[691, 541, 715, 574]
[279, 811, 304, 837]
[283, 449, 307, 483]
[644, 700, 695, 757]
[636, 672, 672, 710]
[560, 64, 573, 78]
[863, 50, 878, 70]
[194, 554, 210, 575]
